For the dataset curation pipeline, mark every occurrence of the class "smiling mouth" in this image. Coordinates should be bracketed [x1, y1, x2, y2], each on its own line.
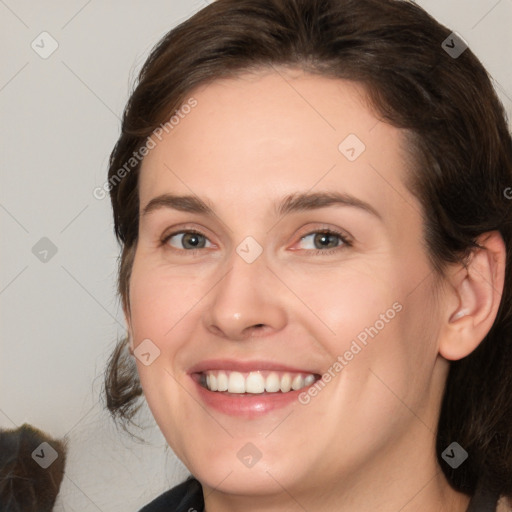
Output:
[196, 370, 321, 394]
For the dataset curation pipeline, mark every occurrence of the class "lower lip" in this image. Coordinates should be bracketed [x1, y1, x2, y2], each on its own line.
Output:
[192, 375, 313, 417]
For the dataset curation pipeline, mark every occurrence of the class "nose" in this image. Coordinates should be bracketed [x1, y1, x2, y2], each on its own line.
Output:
[202, 248, 287, 341]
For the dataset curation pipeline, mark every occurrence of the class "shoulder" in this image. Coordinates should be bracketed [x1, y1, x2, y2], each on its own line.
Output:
[138, 476, 203, 512]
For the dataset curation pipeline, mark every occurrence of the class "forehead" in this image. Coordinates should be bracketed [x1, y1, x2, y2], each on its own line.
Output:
[138, 69, 418, 226]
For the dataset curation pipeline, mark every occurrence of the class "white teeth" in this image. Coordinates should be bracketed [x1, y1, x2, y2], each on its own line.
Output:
[245, 372, 265, 394]
[280, 374, 292, 392]
[265, 372, 281, 392]
[217, 371, 228, 391]
[209, 373, 218, 391]
[304, 374, 316, 386]
[228, 371, 246, 393]
[202, 370, 316, 393]
[291, 374, 304, 390]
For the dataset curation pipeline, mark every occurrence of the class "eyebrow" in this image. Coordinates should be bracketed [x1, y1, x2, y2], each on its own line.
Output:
[141, 191, 382, 221]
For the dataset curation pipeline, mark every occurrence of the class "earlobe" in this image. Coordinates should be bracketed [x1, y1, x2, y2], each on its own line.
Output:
[439, 231, 506, 361]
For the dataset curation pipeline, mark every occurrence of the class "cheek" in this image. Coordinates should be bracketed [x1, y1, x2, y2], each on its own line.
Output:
[127, 260, 198, 455]
[128, 256, 208, 343]
[290, 260, 438, 392]
[282, 262, 400, 348]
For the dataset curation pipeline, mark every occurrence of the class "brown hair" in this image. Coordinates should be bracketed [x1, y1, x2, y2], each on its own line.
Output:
[102, 0, 512, 497]
[0, 424, 67, 511]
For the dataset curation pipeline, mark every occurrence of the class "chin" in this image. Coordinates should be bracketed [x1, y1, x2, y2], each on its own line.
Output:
[182, 441, 302, 496]
[197, 464, 293, 496]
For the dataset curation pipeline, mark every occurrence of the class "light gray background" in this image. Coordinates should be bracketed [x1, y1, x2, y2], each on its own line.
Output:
[1, 0, 511, 510]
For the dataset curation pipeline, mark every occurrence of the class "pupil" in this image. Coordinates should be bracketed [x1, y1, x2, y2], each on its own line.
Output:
[184, 233, 205, 249]
[315, 232, 337, 249]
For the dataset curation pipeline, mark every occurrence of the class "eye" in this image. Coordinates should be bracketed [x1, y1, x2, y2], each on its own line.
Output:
[163, 230, 213, 251]
[296, 229, 352, 254]
[160, 227, 351, 255]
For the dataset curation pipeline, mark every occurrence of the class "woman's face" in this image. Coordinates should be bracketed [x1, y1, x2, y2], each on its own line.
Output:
[127, 69, 451, 503]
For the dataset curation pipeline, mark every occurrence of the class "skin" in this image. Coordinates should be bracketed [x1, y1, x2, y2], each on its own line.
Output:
[125, 67, 506, 512]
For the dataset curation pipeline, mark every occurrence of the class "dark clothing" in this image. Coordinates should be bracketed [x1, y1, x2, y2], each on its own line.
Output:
[138, 476, 500, 512]
[138, 477, 203, 512]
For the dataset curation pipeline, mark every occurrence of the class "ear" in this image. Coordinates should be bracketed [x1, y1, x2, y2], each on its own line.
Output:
[439, 231, 506, 361]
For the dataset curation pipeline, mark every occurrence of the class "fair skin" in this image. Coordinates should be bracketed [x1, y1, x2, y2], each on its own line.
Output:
[125, 68, 505, 512]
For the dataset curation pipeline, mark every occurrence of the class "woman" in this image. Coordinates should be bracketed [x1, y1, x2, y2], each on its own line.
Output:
[103, 0, 512, 510]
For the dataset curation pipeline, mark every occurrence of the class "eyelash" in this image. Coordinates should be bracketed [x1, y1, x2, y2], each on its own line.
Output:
[160, 227, 353, 256]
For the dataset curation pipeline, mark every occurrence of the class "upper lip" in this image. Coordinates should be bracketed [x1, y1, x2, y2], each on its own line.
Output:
[188, 359, 319, 375]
